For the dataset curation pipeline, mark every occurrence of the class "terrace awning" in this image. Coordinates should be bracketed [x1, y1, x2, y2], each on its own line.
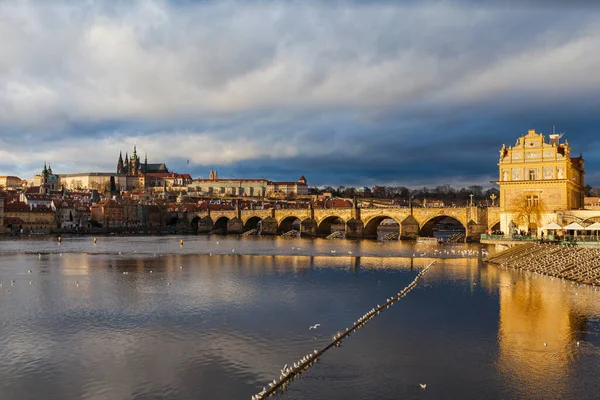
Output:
[563, 222, 585, 230]
[541, 222, 562, 230]
[584, 222, 600, 231]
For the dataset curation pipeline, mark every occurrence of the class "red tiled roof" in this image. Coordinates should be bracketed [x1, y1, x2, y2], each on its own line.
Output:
[269, 182, 303, 186]
[193, 178, 269, 183]
[25, 186, 41, 194]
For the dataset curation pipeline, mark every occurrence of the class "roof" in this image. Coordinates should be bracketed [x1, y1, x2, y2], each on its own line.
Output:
[145, 163, 169, 173]
[25, 186, 41, 194]
[60, 172, 125, 177]
[269, 181, 306, 186]
[23, 194, 52, 201]
[4, 202, 30, 212]
[193, 178, 269, 183]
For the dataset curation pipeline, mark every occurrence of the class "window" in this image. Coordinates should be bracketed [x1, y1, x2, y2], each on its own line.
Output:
[527, 195, 539, 207]
[529, 170, 536, 180]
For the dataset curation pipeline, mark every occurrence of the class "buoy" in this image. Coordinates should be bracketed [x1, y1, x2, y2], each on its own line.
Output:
[180, 239, 183, 246]
[94, 237, 97, 244]
[58, 236, 61, 242]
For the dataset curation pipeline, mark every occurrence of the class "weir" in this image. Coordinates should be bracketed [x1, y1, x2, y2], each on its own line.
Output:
[252, 260, 437, 399]
[485, 243, 600, 286]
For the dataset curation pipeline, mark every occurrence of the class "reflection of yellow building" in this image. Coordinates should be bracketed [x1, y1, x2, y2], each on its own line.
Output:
[497, 275, 587, 399]
[497, 129, 585, 233]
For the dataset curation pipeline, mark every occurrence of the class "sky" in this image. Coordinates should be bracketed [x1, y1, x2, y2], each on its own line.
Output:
[1, 0, 600, 188]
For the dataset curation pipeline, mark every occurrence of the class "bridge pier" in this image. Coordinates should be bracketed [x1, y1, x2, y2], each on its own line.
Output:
[300, 218, 317, 237]
[227, 217, 243, 234]
[197, 217, 214, 234]
[261, 217, 278, 235]
[346, 218, 364, 238]
[466, 222, 487, 242]
[401, 216, 419, 240]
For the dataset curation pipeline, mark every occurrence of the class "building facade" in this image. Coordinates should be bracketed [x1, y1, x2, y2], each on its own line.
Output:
[189, 169, 269, 197]
[267, 176, 309, 197]
[0, 176, 23, 190]
[497, 129, 585, 234]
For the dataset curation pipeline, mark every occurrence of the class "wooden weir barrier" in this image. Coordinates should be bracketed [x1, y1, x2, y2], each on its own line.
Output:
[252, 260, 437, 399]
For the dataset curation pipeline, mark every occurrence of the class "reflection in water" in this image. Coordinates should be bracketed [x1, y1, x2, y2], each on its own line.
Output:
[0, 236, 598, 400]
[497, 271, 600, 399]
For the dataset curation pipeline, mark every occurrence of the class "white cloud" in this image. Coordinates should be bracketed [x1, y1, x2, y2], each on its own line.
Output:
[1, 1, 600, 184]
[2, 1, 599, 127]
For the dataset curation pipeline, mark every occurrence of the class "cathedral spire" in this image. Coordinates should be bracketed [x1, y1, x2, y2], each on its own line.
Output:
[117, 151, 124, 174]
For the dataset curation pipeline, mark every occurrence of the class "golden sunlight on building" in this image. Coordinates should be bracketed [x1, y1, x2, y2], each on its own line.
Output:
[497, 129, 585, 234]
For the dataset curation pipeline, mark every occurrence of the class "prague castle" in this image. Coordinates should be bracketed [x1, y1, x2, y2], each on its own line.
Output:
[497, 129, 585, 234]
[59, 146, 171, 192]
[116, 146, 169, 176]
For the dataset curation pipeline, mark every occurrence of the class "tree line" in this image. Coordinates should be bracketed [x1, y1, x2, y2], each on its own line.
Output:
[310, 184, 501, 206]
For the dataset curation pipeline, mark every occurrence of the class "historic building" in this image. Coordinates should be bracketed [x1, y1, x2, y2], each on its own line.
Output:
[117, 146, 169, 176]
[40, 163, 59, 195]
[187, 170, 309, 198]
[0, 176, 24, 190]
[189, 169, 270, 197]
[497, 129, 585, 234]
[267, 176, 309, 197]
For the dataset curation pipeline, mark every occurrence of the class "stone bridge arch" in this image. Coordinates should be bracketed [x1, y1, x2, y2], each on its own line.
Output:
[243, 216, 262, 231]
[279, 215, 302, 233]
[317, 215, 346, 235]
[213, 216, 230, 233]
[488, 219, 501, 231]
[418, 214, 467, 237]
[362, 215, 401, 238]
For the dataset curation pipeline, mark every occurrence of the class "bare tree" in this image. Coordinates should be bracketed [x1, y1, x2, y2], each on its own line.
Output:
[509, 195, 545, 231]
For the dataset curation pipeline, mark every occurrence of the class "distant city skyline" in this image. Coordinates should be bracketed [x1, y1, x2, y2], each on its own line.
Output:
[2, 1, 600, 187]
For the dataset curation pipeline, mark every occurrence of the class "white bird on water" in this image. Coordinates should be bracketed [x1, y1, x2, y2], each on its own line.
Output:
[309, 324, 321, 330]
[420, 383, 427, 390]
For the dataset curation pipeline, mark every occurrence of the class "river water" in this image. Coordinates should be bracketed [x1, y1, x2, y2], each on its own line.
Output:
[1, 235, 599, 400]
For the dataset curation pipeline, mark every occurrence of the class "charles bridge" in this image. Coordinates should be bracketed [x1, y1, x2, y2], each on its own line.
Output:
[181, 204, 501, 241]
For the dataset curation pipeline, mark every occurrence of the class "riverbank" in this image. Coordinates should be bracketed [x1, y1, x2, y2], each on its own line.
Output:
[485, 243, 600, 286]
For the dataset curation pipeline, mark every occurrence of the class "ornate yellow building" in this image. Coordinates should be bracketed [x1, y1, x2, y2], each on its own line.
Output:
[497, 129, 585, 234]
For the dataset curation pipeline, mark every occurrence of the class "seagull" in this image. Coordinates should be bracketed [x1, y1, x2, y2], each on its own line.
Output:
[309, 324, 321, 330]
[28, 270, 31, 274]
[420, 383, 427, 390]
[576, 341, 580, 347]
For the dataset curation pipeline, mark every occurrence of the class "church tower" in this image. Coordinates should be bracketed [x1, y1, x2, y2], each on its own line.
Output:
[130, 146, 138, 176]
[117, 152, 124, 174]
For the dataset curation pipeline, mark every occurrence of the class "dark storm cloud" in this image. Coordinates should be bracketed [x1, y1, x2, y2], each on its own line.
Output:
[1, 0, 600, 186]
